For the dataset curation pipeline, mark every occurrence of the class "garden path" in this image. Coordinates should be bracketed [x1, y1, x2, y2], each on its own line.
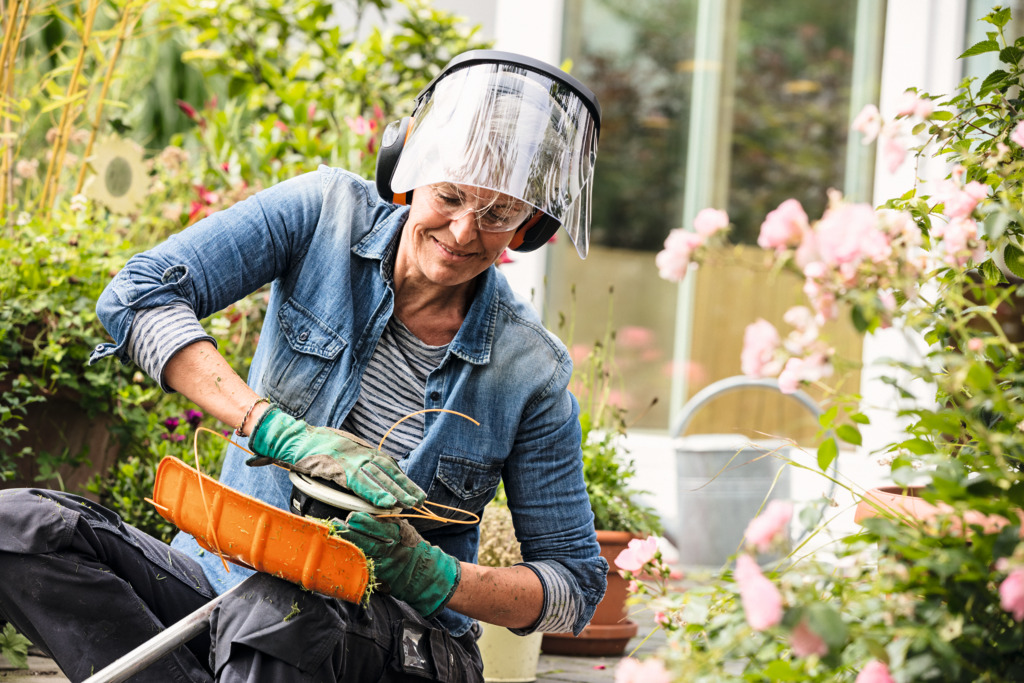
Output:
[0, 611, 666, 682]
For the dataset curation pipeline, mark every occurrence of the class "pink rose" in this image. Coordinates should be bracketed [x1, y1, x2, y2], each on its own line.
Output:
[1000, 568, 1024, 621]
[790, 618, 828, 657]
[614, 657, 672, 683]
[614, 536, 659, 573]
[815, 203, 890, 267]
[741, 319, 782, 378]
[1011, 121, 1024, 148]
[758, 199, 809, 251]
[937, 179, 987, 219]
[743, 500, 793, 552]
[856, 661, 895, 683]
[852, 104, 881, 144]
[693, 207, 730, 237]
[735, 554, 783, 630]
[656, 229, 704, 282]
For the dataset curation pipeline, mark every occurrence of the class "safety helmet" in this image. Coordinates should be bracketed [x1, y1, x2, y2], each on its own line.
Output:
[375, 50, 601, 258]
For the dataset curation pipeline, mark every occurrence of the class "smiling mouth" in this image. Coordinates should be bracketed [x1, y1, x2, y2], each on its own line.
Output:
[434, 238, 474, 259]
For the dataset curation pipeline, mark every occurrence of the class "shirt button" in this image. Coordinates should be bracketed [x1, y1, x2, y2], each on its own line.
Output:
[298, 331, 309, 342]
[429, 391, 441, 401]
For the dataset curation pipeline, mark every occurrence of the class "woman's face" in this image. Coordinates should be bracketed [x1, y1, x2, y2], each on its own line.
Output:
[397, 183, 528, 289]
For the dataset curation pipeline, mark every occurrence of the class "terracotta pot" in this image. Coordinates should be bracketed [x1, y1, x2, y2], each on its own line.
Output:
[540, 529, 639, 657]
[855, 485, 1024, 538]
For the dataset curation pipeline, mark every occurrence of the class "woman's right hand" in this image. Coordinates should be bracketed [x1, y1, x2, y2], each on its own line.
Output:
[247, 407, 426, 509]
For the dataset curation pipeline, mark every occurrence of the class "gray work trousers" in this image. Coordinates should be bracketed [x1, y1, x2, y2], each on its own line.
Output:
[0, 489, 483, 683]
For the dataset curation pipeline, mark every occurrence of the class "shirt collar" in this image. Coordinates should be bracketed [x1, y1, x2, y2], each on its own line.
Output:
[353, 206, 499, 366]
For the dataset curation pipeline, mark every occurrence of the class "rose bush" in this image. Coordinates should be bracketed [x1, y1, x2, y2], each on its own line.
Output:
[623, 7, 1024, 682]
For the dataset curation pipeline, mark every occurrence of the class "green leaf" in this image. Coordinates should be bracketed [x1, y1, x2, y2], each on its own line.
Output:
[930, 110, 954, 121]
[0, 623, 30, 670]
[1004, 244, 1024, 280]
[850, 412, 870, 425]
[836, 424, 863, 446]
[984, 7, 1012, 28]
[1000, 46, 1024, 65]
[806, 603, 848, 649]
[899, 438, 935, 456]
[979, 69, 1011, 97]
[762, 661, 804, 681]
[959, 39, 999, 59]
[817, 437, 839, 471]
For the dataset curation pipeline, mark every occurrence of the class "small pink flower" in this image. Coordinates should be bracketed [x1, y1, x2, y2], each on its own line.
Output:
[1000, 568, 1024, 621]
[777, 353, 831, 394]
[741, 319, 782, 378]
[790, 618, 828, 657]
[758, 199, 809, 251]
[895, 90, 932, 119]
[618, 326, 655, 349]
[967, 338, 984, 352]
[654, 611, 669, 626]
[627, 580, 639, 593]
[656, 229, 704, 282]
[1011, 121, 1024, 148]
[735, 554, 783, 630]
[744, 500, 793, 552]
[693, 207, 729, 237]
[940, 218, 981, 267]
[852, 104, 881, 144]
[614, 657, 671, 683]
[882, 133, 907, 173]
[614, 536, 659, 573]
[815, 203, 890, 267]
[345, 115, 373, 136]
[274, 120, 288, 133]
[937, 179, 988, 219]
[856, 661, 895, 683]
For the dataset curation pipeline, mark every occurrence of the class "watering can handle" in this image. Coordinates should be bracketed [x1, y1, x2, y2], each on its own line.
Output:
[670, 376, 824, 439]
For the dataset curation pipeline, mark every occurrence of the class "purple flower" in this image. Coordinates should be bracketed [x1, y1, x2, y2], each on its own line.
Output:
[163, 416, 180, 432]
[185, 409, 204, 428]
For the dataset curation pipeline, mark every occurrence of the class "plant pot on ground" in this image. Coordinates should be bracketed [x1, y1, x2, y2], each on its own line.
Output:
[541, 405, 663, 657]
[476, 497, 544, 683]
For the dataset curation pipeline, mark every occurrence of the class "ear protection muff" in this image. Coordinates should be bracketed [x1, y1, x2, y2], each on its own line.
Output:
[375, 116, 412, 204]
[507, 211, 560, 252]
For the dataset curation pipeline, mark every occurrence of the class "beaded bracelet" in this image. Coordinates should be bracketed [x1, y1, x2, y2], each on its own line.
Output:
[235, 397, 270, 437]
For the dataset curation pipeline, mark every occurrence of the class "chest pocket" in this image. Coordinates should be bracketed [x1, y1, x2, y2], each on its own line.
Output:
[420, 453, 502, 533]
[263, 299, 346, 417]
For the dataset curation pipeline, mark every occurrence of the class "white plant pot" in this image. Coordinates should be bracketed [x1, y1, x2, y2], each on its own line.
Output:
[478, 622, 544, 683]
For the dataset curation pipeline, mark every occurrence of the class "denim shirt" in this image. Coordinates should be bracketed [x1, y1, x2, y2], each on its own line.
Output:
[89, 166, 607, 637]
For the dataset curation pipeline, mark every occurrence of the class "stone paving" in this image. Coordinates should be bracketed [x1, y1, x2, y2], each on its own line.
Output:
[0, 614, 666, 682]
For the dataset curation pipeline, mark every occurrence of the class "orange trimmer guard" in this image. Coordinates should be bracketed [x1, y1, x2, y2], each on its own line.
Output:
[151, 456, 369, 604]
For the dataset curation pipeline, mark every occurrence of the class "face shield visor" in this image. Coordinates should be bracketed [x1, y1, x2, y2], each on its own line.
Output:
[390, 60, 600, 258]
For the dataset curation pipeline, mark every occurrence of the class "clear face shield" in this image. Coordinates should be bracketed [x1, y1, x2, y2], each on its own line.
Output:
[390, 62, 600, 258]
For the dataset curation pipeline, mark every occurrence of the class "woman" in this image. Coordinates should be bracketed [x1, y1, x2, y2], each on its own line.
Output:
[0, 50, 606, 682]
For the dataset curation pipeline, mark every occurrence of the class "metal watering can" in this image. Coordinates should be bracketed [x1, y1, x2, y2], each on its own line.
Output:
[669, 375, 834, 567]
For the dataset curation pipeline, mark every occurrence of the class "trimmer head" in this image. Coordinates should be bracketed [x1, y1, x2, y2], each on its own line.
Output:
[288, 471, 402, 520]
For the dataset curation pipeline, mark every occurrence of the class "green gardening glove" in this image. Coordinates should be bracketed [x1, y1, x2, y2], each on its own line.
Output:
[247, 406, 426, 510]
[332, 512, 461, 618]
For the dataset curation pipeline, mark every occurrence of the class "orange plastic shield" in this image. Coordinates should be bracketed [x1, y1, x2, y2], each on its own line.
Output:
[151, 456, 369, 604]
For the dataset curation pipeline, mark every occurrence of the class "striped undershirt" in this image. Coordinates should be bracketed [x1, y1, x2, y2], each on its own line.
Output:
[123, 303, 579, 634]
[341, 316, 447, 461]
